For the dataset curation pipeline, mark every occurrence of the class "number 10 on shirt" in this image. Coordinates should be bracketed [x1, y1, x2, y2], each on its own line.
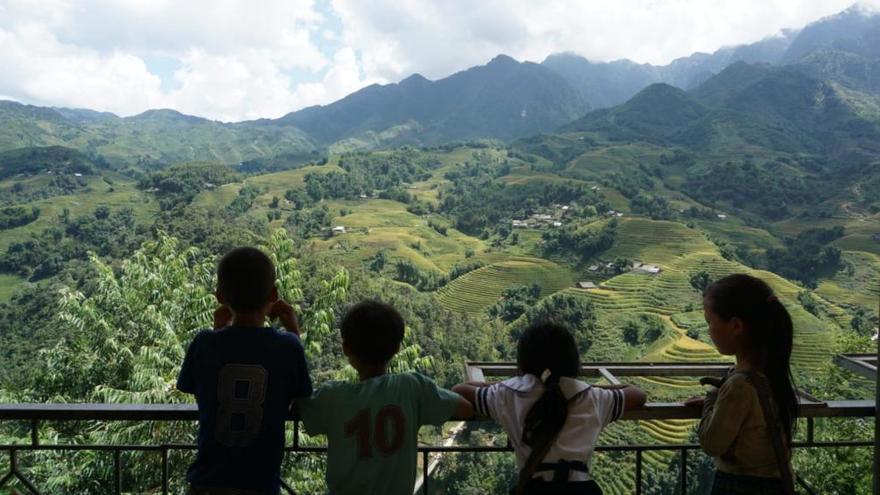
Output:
[344, 406, 406, 458]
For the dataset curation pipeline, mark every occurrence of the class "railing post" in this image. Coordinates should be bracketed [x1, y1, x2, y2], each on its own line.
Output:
[807, 417, 814, 445]
[114, 450, 122, 495]
[635, 449, 642, 495]
[30, 420, 38, 447]
[422, 450, 429, 495]
[875, 300, 879, 495]
[679, 448, 688, 495]
[161, 447, 169, 495]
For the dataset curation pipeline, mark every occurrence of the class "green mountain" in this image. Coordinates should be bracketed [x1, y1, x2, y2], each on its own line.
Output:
[276, 55, 591, 144]
[0, 101, 319, 169]
[542, 5, 880, 111]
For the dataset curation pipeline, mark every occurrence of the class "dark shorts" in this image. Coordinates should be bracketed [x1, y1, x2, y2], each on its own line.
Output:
[710, 470, 785, 495]
[510, 479, 603, 495]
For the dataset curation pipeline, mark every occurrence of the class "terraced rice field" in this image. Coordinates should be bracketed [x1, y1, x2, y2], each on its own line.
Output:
[604, 217, 718, 267]
[435, 257, 572, 314]
[816, 251, 880, 315]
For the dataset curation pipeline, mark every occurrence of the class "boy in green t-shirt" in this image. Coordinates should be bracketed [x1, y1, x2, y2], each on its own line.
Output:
[299, 300, 473, 495]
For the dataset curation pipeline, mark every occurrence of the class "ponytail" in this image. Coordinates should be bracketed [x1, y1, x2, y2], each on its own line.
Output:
[705, 274, 798, 442]
[517, 322, 580, 447]
[522, 372, 569, 446]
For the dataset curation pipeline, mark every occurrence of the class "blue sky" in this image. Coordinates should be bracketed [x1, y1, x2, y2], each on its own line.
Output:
[0, 0, 875, 121]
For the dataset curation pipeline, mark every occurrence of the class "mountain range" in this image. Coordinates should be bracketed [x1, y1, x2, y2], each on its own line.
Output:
[0, 3, 878, 168]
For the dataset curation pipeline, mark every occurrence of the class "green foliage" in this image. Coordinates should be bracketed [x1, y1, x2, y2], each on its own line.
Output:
[0, 146, 100, 180]
[542, 218, 617, 261]
[139, 162, 240, 209]
[0, 205, 39, 229]
[393, 259, 447, 291]
[630, 193, 674, 220]
[766, 227, 845, 287]
[440, 160, 601, 236]
[514, 293, 597, 355]
[685, 160, 816, 220]
[447, 261, 485, 281]
[689, 270, 712, 293]
[226, 183, 263, 215]
[286, 205, 333, 238]
[487, 283, 542, 323]
[0, 206, 142, 280]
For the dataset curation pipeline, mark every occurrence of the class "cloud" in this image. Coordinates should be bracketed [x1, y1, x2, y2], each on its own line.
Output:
[0, 0, 354, 120]
[0, 23, 167, 111]
[1, 0, 878, 120]
[331, 0, 870, 82]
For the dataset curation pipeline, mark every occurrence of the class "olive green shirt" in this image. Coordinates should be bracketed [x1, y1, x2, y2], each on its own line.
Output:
[698, 371, 784, 478]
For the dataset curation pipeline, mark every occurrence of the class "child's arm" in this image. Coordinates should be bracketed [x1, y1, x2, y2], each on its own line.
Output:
[597, 384, 647, 412]
[451, 384, 480, 419]
[269, 300, 300, 335]
[698, 380, 750, 456]
[451, 394, 475, 420]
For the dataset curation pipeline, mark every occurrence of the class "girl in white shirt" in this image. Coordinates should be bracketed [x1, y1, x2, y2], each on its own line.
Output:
[454, 322, 646, 495]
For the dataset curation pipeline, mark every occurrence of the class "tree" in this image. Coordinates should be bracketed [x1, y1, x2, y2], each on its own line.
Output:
[515, 294, 597, 355]
[689, 270, 712, 293]
[623, 322, 640, 345]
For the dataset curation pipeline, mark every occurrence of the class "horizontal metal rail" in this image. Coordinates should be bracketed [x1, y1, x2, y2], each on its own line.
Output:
[1, 400, 872, 421]
[0, 402, 874, 495]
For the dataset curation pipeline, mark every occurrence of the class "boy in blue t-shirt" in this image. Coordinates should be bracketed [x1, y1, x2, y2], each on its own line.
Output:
[177, 247, 312, 495]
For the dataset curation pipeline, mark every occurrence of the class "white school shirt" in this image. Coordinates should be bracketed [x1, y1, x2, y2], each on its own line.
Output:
[475, 374, 625, 481]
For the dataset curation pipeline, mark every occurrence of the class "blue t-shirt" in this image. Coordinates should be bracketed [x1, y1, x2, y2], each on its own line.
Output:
[177, 326, 313, 494]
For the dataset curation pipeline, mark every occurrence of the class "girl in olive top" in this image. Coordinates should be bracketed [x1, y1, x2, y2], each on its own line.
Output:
[686, 274, 798, 495]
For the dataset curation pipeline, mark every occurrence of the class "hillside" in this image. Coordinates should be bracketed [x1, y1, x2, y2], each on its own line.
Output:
[0, 101, 319, 169]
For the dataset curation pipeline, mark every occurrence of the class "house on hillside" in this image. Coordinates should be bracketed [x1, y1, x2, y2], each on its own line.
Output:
[552, 221, 563, 227]
[331, 226, 347, 235]
[588, 265, 599, 272]
[717, 214, 728, 220]
[512, 219, 529, 228]
[576, 281, 597, 289]
[638, 264, 662, 274]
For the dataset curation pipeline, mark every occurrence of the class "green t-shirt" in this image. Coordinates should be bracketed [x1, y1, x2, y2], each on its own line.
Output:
[299, 372, 461, 495]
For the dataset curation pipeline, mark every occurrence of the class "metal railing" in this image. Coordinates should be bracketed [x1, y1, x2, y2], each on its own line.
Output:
[0, 400, 874, 495]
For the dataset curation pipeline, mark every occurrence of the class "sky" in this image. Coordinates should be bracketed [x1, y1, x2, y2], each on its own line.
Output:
[0, 0, 877, 122]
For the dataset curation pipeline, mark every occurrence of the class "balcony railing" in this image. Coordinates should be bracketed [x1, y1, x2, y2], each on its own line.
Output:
[0, 361, 875, 494]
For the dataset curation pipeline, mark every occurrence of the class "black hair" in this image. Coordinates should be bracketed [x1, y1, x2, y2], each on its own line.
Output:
[217, 247, 276, 313]
[516, 321, 580, 447]
[704, 273, 798, 443]
[341, 300, 405, 365]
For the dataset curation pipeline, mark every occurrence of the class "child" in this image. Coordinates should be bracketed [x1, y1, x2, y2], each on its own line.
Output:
[685, 274, 798, 495]
[177, 247, 313, 495]
[298, 300, 473, 495]
[453, 322, 646, 495]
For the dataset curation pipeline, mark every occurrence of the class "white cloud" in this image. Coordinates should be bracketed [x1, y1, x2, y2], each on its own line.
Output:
[331, 0, 874, 82]
[1, 0, 878, 120]
[0, 23, 167, 111]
